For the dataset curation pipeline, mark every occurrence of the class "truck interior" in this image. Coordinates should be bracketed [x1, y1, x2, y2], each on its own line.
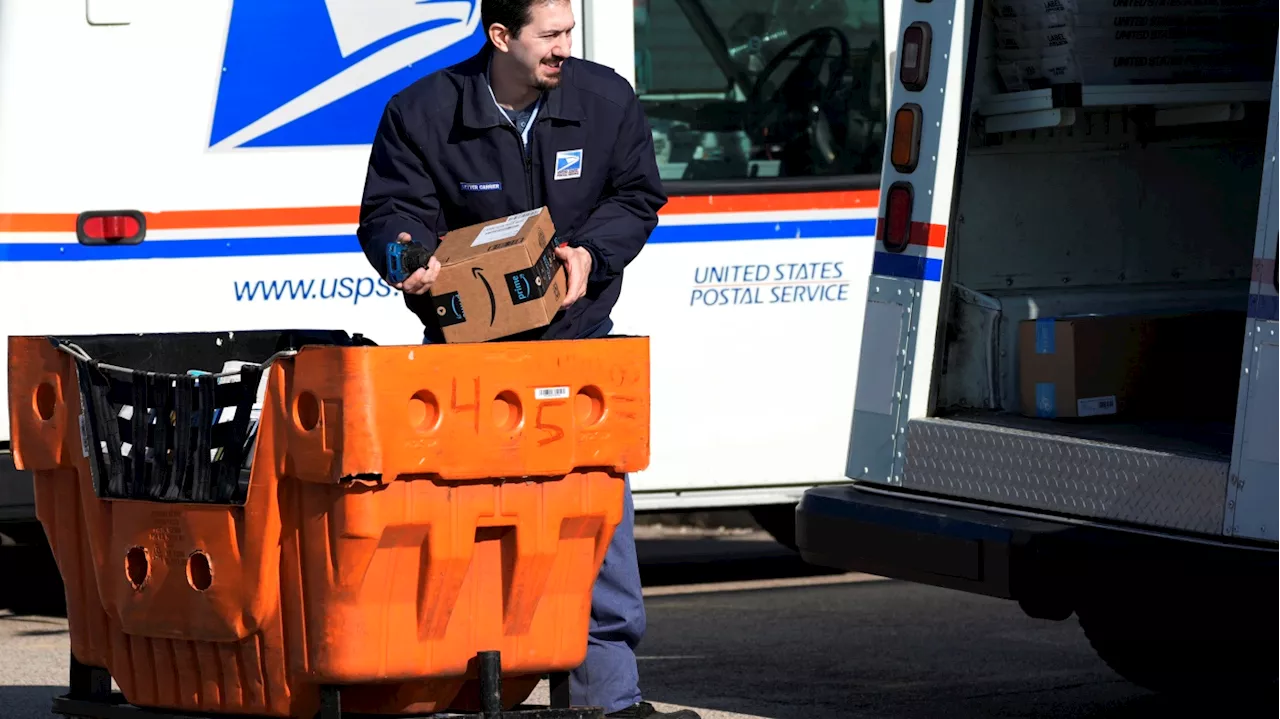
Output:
[933, 3, 1276, 469]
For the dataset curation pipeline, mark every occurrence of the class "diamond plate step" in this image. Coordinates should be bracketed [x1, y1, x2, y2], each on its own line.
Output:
[902, 416, 1230, 535]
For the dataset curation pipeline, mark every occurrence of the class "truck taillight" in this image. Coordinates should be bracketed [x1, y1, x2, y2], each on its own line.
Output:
[77, 210, 146, 245]
[884, 183, 913, 253]
[900, 23, 932, 91]
[891, 104, 922, 173]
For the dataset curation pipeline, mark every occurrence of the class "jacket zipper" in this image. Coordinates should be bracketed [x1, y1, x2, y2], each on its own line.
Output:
[524, 148, 534, 210]
[507, 125, 535, 212]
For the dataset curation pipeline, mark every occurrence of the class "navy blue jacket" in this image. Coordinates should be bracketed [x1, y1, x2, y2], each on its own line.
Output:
[357, 47, 667, 342]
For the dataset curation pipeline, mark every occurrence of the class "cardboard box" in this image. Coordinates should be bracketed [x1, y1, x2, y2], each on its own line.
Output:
[1017, 311, 1245, 420]
[428, 208, 567, 343]
[1018, 315, 1147, 419]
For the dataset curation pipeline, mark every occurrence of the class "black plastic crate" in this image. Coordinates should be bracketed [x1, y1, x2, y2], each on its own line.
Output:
[57, 329, 376, 506]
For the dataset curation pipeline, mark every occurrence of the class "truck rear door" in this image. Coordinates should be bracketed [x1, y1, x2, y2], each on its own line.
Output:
[1227, 47, 1280, 542]
[846, 0, 979, 485]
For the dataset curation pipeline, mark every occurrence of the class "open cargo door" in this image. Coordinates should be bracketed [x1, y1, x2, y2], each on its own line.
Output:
[846, 0, 980, 485]
[1227, 47, 1280, 543]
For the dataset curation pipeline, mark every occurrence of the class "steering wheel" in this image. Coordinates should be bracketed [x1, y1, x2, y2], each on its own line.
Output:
[744, 26, 851, 174]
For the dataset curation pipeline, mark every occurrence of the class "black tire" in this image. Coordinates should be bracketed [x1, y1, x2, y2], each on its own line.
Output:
[1077, 590, 1277, 697]
[748, 504, 798, 552]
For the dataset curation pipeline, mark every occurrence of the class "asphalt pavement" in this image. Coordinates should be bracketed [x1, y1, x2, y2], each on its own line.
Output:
[1, 528, 1271, 719]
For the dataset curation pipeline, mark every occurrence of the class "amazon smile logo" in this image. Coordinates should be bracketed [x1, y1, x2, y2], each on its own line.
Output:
[472, 267, 497, 325]
[210, 0, 484, 149]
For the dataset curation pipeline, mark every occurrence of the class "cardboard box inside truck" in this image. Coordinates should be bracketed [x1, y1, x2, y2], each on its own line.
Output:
[1018, 314, 1145, 419]
[428, 208, 567, 343]
[1018, 311, 1245, 421]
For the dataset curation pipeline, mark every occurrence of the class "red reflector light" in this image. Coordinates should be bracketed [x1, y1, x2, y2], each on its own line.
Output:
[900, 23, 932, 91]
[884, 183, 913, 253]
[77, 210, 146, 245]
[83, 215, 140, 240]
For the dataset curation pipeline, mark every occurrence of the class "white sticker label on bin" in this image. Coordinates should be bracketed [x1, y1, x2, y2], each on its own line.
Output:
[1077, 396, 1117, 417]
[535, 386, 571, 401]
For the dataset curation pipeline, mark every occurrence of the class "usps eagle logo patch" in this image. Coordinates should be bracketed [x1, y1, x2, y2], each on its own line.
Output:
[554, 149, 583, 180]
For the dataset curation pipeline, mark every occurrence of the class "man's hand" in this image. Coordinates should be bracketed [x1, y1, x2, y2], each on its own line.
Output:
[392, 232, 441, 295]
[555, 244, 592, 309]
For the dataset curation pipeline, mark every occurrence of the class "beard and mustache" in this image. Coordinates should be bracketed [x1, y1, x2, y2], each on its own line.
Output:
[532, 55, 566, 91]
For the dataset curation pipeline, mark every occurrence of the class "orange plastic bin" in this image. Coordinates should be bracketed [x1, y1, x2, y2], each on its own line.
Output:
[7, 329, 650, 718]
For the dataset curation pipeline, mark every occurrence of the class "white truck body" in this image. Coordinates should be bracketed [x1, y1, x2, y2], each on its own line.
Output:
[0, 0, 898, 529]
[799, 0, 1277, 694]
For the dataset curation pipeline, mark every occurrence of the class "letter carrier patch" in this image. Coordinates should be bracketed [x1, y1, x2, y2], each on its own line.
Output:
[460, 181, 502, 192]
[554, 149, 583, 180]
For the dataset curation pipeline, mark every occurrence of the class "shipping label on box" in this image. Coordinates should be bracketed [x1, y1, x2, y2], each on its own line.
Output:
[428, 207, 567, 343]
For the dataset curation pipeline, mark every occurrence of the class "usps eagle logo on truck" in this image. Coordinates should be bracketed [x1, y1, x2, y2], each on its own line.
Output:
[210, 0, 485, 149]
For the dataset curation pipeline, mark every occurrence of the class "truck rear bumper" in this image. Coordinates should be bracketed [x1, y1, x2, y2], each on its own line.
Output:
[796, 484, 1058, 601]
[796, 484, 1277, 613]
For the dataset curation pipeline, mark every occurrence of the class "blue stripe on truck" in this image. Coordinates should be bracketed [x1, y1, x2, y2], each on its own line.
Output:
[1248, 293, 1278, 321]
[871, 251, 942, 282]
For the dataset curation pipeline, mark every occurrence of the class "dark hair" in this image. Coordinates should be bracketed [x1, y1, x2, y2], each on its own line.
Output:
[481, 0, 561, 40]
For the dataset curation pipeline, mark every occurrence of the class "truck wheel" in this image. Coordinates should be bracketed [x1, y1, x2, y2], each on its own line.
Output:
[1078, 594, 1276, 697]
[748, 504, 798, 552]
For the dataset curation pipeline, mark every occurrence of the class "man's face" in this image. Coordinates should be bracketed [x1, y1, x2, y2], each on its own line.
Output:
[502, 0, 573, 90]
